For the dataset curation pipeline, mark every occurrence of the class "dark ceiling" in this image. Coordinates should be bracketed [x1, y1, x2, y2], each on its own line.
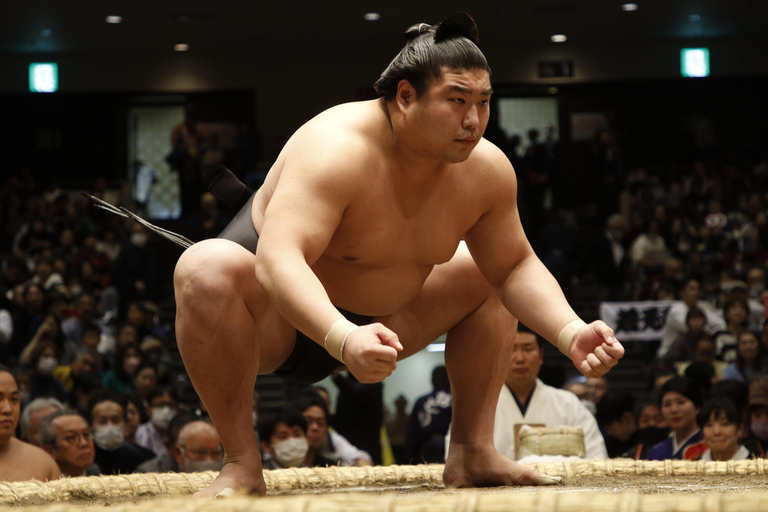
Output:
[3, 1, 767, 56]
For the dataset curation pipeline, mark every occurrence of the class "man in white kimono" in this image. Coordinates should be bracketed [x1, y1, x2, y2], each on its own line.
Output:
[492, 326, 608, 460]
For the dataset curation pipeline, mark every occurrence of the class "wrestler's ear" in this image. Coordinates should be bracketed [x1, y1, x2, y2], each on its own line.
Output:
[395, 80, 415, 113]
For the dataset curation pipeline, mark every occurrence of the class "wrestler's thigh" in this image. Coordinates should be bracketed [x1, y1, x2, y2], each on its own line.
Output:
[175, 238, 296, 371]
[375, 243, 493, 359]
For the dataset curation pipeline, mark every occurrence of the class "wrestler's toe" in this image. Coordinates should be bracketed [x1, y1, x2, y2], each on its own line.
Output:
[536, 474, 563, 485]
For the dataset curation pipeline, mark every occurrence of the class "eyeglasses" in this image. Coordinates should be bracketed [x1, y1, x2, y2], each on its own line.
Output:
[179, 445, 224, 459]
[61, 431, 93, 446]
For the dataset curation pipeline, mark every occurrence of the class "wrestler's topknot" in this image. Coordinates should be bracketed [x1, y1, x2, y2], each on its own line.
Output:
[374, 12, 491, 100]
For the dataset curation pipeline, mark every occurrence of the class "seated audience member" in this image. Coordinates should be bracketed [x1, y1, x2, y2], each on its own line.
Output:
[54, 347, 100, 393]
[136, 412, 198, 473]
[39, 409, 99, 476]
[676, 335, 728, 381]
[133, 364, 158, 409]
[723, 331, 768, 383]
[452, 326, 607, 461]
[726, 280, 765, 332]
[683, 361, 716, 400]
[258, 405, 311, 469]
[625, 396, 669, 459]
[68, 372, 102, 419]
[0, 364, 60, 482]
[635, 396, 666, 430]
[60, 293, 99, 349]
[664, 307, 707, 364]
[88, 390, 153, 474]
[697, 398, 754, 461]
[744, 380, 768, 458]
[135, 387, 178, 457]
[20, 397, 64, 446]
[596, 391, 640, 458]
[709, 379, 749, 421]
[586, 376, 608, 406]
[646, 377, 707, 460]
[657, 279, 725, 360]
[407, 365, 453, 463]
[101, 342, 142, 395]
[562, 376, 596, 414]
[173, 420, 224, 472]
[713, 298, 749, 363]
[294, 392, 368, 467]
[26, 340, 68, 402]
[124, 394, 147, 444]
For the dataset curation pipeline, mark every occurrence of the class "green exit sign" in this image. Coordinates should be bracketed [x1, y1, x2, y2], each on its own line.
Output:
[680, 48, 709, 78]
[29, 63, 59, 92]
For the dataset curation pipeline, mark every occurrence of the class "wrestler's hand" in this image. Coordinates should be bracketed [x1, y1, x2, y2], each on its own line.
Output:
[343, 323, 403, 383]
[569, 320, 624, 378]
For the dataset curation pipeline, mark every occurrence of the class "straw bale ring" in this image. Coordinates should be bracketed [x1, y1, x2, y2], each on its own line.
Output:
[2, 461, 768, 512]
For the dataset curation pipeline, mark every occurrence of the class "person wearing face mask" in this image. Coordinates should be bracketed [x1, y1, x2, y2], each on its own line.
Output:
[257, 405, 321, 469]
[102, 342, 142, 395]
[87, 390, 153, 475]
[744, 380, 768, 458]
[135, 387, 178, 457]
[26, 341, 67, 403]
[111, 224, 162, 304]
[173, 420, 224, 473]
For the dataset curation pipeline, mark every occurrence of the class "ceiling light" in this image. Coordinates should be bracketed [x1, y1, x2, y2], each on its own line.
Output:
[174, 44, 190, 52]
[106, 15, 122, 24]
[689, 14, 701, 22]
[551, 34, 567, 43]
[622, 3, 638, 12]
[364, 12, 381, 21]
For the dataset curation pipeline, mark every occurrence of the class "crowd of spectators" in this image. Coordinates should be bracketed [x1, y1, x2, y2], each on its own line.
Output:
[2, 119, 768, 482]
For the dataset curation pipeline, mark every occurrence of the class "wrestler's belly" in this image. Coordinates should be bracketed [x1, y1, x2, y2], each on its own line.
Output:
[313, 259, 433, 316]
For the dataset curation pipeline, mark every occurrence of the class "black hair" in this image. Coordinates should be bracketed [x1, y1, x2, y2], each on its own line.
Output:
[697, 398, 742, 428]
[111, 342, 142, 380]
[292, 391, 329, 420]
[86, 389, 127, 424]
[146, 386, 177, 406]
[257, 405, 307, 443]
[659, 376, 703, 409]
[167, 412, 199, 446]
[685, 307, 706, 323]
[374, 12, 491, 100]
[431, 365, 450, 390]
[516, 324, 541, 348]
[596, 391, 636, 425]
[633, 394, 660, 424]
[709, 379, 749, 415]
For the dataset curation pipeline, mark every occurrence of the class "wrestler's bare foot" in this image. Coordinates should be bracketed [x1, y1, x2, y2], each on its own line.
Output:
[443, 444, 560, 487]
[193, 457, 267, 498]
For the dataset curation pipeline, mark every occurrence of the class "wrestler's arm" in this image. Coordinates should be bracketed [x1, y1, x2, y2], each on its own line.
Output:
[253, 129, 399, 379]
[463, 145, 624, 377]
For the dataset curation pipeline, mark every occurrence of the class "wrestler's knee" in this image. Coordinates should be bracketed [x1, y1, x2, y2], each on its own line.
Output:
[174, 239, 252, 304]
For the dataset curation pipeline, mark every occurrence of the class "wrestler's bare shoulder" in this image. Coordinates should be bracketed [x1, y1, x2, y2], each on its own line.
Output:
[0, 438, 60, 481]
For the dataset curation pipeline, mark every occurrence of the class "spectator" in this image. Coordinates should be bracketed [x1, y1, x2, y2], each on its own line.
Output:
[596, 391, 639, 458]
[174, 420, 224, 472]
[474, 327, 606, 461]
[743, 379, 768, 458]
[87, 390, 153, 474]
[385, 394, 409, 465]
[136, 412, 198, 473]
[294, 391, 369, 467]
[110, 224, 161, 305]
[60, 293, 99, 352]
[20, 396, 64, 446]
[53, 347, 100, 394]
[135, 387, 178, 457]
[714, 298, 750, 362]
[19, 312, 64, 368]
[664, 307, 708, 364]
[723, 331, 768, 383]
[646, 377, 707, 460]
[102, 342, 142, 395]
[0, 365, 60, 482]
[697, 398, 754, 461]
[39, 409, 99, 476]
[407, 365, 453, 463]
[258, 405, 310, 469]
[133, 364, 158, 408]
[25, 340, 68, 403]
[658, 279, 725, 360]
[586, 376, 608, 406]
[124, 394, 147, 444]
[676, 334, 728, 381]
[588, 213, 631, 302]
[331, 371, 383, 465]
[187, 192, 230, 242]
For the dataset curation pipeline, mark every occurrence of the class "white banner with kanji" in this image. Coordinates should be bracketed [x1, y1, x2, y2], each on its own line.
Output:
[599, 301, 677, 341]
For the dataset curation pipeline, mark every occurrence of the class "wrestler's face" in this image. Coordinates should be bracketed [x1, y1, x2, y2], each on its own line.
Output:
[0, 372, 20, 441]
[402, 68, 491, 164]
[506, 332, 543, 385]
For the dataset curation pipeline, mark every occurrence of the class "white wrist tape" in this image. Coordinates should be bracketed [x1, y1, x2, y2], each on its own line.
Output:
[557, 319, 587, 358]
[324, 319, 358, 364]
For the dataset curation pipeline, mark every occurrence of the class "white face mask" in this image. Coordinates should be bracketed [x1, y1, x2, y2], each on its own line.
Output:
[130, 232, 148, 248]
[272, 437, 308, 467]
[150, 406, 175, 430]
[37, 356, 58, 375]
[93, 424, 125, 451]
[182, 457, 223, 472]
